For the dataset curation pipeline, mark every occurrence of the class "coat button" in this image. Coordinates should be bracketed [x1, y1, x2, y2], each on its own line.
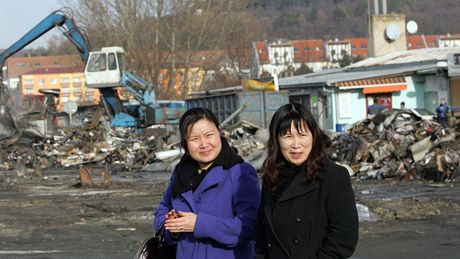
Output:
[295, 216, 302, 222]
[267, 243, 272, 248]
[293, 237, 300, 244]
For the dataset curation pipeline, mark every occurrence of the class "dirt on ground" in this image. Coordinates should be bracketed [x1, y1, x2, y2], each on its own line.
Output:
[0, 168, 459, 259]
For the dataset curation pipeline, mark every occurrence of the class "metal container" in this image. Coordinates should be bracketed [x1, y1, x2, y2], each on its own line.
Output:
[186, 90, 289, 128]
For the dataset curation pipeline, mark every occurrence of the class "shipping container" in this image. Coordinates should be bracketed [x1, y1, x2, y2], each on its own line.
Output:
[186, 90, 289, 128]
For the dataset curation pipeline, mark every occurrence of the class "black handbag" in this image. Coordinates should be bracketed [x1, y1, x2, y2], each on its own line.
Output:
[135, 222, 176, 259]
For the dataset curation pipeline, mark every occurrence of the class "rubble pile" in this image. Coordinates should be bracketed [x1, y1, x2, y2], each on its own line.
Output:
[329, 110, 460, 181]
[0, 112, 178, 173]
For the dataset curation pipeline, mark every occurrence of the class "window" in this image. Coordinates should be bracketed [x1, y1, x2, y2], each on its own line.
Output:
[50, 79, 57, 85]
[74, 87, 81, 92]
[25, 89, 34, 94]
[108, 53, 117, 70]
[73, 77, 81, 83]
[87, 53, 107, 72]
[54, 61, 61, 67]
[86, 95, 94, 101]
[61, 87, 70, 93]
[38, 79, 44, 85]
[25, 79, 33, 84]
[61, 78, 70, 83]
[34, 63, 41, 68]
[17, 63, 25, 68]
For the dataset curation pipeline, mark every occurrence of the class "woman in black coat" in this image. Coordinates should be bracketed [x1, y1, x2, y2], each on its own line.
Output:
[255, 103, 358, 259]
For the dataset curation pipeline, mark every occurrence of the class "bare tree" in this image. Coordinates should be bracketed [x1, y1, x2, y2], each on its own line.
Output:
[58, 0, 259, 99]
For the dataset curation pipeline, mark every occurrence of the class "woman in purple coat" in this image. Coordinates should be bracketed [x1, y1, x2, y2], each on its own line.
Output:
[154, 107, 260, 259]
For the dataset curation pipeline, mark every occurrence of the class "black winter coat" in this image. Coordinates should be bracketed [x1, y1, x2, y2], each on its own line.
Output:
[255, 159, 359, 259]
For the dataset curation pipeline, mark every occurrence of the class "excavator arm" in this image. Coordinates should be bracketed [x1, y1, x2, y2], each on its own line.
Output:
[0, 10, 90, 70]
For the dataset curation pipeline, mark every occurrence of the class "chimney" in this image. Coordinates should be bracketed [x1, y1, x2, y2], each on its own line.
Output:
[373, 0, 379, 14]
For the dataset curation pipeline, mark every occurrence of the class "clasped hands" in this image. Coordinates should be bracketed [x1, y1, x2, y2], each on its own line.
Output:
[164, 209, 197, 233]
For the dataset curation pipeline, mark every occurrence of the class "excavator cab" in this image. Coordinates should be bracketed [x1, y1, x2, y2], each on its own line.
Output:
[85, 46, 125, 88]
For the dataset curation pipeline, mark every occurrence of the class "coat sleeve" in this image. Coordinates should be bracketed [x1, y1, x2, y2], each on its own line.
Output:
[193, 163, 261, 247]
[317, 165, 359, 259]
[153, 174, 177, 244]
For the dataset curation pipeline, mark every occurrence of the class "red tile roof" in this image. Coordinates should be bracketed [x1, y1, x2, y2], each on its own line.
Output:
[5, 54, 84, 79]
[254, 41, 269, 65]
[22, 66, 84, 75]
[406, 35, 438, 49]
[290, 39, 326, 62]
[345, 37, 368, 58]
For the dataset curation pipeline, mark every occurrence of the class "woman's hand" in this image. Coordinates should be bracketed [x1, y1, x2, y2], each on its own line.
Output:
[165, 209, 178, 220]
[165, 211, 197, 233]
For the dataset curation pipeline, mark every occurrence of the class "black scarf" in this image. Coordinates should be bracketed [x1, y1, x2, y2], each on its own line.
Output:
[171, 138, 243, 197]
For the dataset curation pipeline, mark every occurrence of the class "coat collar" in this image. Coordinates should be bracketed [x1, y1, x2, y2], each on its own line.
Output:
[277, 171, 318, 202]
[178, 166, 225, 213]
[172, 138, 242, 196]
[194, 165, 225, 194]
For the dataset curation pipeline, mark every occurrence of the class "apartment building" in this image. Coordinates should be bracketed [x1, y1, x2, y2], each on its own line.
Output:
[4, 54, 83, 90]
[251, 34, 444, 78]
[20, 67, 100, 112]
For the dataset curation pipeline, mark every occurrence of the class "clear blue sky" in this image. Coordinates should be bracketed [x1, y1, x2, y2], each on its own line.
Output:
[0, 0, 65, 49]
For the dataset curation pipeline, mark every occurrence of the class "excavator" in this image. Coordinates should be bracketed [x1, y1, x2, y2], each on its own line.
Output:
[0, 9, 157, 132]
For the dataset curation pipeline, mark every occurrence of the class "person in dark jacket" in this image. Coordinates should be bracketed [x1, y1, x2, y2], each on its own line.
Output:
[436, 98, 450, 125]
[154, 107, 260, 259]
[255, 103, 359, 259]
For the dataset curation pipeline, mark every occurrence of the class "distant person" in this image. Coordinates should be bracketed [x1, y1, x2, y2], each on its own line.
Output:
[255, 103, 359, 259]
[368, 98, 386, 115]
[154, 107, 260, 259]
[436, 98, 450, 125]
[400, 101, 406, 109]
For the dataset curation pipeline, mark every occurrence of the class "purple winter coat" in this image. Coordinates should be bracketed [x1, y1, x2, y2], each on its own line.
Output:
[154, 162, 260, 259]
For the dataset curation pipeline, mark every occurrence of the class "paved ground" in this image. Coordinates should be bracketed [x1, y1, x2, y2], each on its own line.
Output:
[0, 168, 459, 258]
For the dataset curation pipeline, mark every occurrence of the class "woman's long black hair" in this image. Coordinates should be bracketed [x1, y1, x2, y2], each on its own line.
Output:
[262, 103, 330, 189]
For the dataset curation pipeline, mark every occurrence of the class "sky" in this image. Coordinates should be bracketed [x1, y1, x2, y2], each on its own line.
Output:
[0, 0, 65, 49]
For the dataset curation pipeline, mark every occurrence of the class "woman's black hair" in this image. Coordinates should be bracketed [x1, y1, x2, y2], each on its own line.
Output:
[262, 103, 330, 189]
[179, 107, 220, 153]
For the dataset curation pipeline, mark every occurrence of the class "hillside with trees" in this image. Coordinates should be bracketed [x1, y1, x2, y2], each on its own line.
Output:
[15, 0, 460, 98]
[252, 0, 460, 40]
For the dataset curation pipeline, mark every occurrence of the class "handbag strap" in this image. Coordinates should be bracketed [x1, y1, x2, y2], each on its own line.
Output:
[156, 221, 166, 237]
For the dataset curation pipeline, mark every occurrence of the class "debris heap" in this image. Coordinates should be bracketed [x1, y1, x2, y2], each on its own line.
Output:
[329, 110, 460, 181]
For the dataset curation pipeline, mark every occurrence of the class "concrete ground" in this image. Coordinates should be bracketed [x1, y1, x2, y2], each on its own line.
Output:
[0, 169, 459, 259]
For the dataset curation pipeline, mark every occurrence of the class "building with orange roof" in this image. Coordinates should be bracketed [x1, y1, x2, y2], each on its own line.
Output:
[325, 39, 352, 63]
[4, 54, 83, 90]
[345, 37, 369, 58]
[291, 39, 328, 71]
[438, 34, 460, 48]
[251, 39, 330, 78]
[406, 35, 438, 49]
[19, 67, 99, 112]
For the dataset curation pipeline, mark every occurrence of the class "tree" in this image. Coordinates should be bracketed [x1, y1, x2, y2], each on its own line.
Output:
[294, 62, 313, 75]
[60, 0, 257, 99]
